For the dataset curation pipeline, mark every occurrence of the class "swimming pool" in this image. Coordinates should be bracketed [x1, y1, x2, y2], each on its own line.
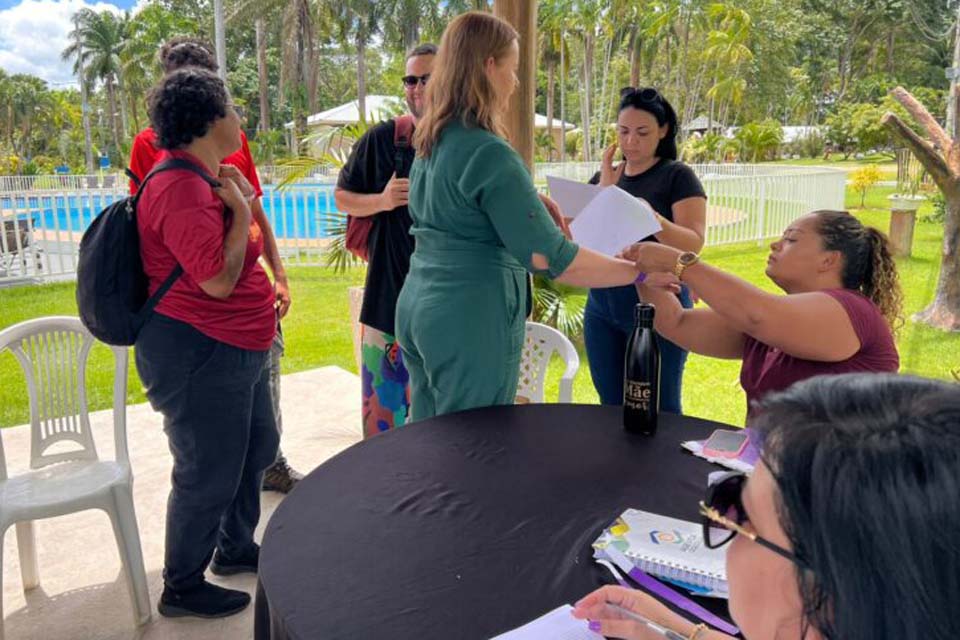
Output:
[0, 183, 342, 240]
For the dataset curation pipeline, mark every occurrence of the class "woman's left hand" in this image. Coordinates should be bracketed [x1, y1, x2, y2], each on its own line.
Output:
[572, 585, 693, 640]
[620, 242, 682, 273]
[219, 164, 255, 201]
[539, 193, 573, 240]
[275, 276, 292, 319]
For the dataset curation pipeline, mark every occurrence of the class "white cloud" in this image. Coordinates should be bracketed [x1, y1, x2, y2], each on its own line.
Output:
[0, 0, 139, 87]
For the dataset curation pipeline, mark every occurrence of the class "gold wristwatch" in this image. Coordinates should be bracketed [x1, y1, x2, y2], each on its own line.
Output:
[673, 251, 700, 279]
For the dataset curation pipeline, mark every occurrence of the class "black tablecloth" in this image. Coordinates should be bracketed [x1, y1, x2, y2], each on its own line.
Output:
[255, 404, 733, 640]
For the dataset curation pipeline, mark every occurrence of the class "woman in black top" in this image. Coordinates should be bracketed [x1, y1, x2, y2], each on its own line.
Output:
[585, 88, 706, 414]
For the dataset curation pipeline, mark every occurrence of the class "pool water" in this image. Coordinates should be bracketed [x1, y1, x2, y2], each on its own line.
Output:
[0, 184, 341, 239]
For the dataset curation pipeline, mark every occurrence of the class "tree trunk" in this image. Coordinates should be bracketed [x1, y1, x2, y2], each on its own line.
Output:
[106, 79, 120, 154]
[914, 191, 960, 330]
[356, 33, 368, 125]
[79, 69, 95, 173]
[546, 59, 556, 162]
[117, 76, 129, 142]
[581, 30, 594, 163]
[560, 31, 566, 164]
[629, 27, 641, 88]
[256, 18, 271, 132]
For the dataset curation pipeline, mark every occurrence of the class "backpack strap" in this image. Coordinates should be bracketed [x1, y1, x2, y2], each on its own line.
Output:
[134, 157, 223, 323]
[393, 114, 416, 178]
[133, 157, 222, 206]
[124, 167, 142, 188]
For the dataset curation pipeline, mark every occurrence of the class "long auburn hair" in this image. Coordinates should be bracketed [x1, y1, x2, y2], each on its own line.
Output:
[413, 11, 518, 158]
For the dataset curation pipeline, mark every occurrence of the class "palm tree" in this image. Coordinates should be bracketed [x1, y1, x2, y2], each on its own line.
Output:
[8, 75, 50, 161]
[331, 1, 386, 126]
[228, 0, 323, 150]
[61, 9, 96, 172]
[64, 9, 127, 157]
[120, 4, 198, 133]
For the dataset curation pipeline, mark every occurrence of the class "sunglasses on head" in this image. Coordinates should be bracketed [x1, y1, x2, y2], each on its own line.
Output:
[620, 86, 662, 103]
[402, 74, 430, 88]
[699, 471, 801, 565]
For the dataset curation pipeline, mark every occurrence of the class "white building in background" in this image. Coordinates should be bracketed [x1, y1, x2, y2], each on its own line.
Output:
[284, 95, 576, 155]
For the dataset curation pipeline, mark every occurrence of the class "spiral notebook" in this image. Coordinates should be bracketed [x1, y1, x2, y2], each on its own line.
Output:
[593, 509, 728, 595]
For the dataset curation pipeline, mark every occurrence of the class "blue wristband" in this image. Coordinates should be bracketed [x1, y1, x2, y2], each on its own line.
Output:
[635, 272, 647, 284]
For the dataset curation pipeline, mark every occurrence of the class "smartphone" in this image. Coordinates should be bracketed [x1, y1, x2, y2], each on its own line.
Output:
[702, 429, 749, 459]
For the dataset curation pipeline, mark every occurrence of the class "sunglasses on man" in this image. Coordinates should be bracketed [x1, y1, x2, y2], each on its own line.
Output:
[402, 74, 430, 88]
[699, 471, 802, 565]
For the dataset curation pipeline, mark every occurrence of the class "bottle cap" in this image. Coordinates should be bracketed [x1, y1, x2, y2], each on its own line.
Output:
[634, 303, 655, 323]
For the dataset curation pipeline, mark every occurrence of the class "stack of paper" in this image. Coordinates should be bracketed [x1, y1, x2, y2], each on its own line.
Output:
[546, 175, 662, 256]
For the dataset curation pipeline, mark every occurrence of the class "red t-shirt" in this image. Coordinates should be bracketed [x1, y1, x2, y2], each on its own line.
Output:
[128, 128, 263, 198]
[740, 289, 899, 417]
[137, 149, 275, 351]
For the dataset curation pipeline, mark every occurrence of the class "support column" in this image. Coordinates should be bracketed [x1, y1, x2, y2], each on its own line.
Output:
[494, 0, 537, 172]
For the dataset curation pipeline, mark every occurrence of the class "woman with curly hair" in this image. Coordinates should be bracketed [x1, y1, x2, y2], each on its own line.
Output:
[134, 67, 278, 618]
[622, 210, 902, 417]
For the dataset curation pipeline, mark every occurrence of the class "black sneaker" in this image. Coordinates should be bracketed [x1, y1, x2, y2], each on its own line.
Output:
[210, 545, 259, 576]
[262, 453, 304, 494]
[158, 582, 250, 619]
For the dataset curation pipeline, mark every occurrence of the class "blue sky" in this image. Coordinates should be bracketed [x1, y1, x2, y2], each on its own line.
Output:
[0, 0, 135, 7]
[0, 0, 143, 86]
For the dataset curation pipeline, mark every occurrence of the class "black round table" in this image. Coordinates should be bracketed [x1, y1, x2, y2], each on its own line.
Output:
[255, 404, 734, 640]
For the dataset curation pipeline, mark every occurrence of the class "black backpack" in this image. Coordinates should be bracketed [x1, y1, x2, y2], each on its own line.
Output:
[76, 158, 220, 346]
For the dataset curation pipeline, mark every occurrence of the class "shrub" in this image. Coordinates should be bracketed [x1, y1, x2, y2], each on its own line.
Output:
[850, 165, 884, 208]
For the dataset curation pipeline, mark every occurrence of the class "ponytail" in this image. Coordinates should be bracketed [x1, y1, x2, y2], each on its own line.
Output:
[813, 210, 904, 333]
[862, 227, 904, 333]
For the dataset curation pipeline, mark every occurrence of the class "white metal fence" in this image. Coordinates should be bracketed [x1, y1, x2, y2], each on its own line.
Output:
[0, 163, 845, 286]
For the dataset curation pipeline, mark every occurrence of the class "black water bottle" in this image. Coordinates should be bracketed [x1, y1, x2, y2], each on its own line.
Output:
[623, 303, 660, 435]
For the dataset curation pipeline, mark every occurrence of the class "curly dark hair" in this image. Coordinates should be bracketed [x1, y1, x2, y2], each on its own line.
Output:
[812, 210, 904, 332]
[159, 37, 217, 74]
[147, 67, 229, 149]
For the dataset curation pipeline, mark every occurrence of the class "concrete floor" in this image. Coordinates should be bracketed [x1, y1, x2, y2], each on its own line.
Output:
[0, 366, 362, 640]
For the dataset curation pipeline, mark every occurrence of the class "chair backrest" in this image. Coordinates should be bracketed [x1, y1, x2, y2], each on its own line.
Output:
[1, 219, 27, 254]
[517, 321, 581, 404]
[0, 316, 130, 479]
[101, 174, 117, 189]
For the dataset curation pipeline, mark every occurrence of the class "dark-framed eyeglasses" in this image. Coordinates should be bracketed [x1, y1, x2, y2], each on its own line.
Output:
[700, 471, 801, 565]
[402, 74, 430, 88]
[620, 86, 662, 103]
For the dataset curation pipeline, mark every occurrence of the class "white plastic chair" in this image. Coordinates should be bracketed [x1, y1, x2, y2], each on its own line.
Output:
[517, 321, 580, 404]
[0, 316, 150, 636]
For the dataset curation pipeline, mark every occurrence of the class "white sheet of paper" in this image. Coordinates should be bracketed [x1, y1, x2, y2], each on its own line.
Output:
[546, 175, 602, 219]
[569, 186, 663, 256]
[489, 604, 603, 640]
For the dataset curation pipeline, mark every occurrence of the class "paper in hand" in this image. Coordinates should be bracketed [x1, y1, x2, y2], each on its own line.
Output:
[569, 186, 662, 257]
[546, 175, 602, 219]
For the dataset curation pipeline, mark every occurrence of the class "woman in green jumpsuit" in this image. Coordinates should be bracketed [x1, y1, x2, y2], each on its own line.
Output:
[396, 12, 641, 421]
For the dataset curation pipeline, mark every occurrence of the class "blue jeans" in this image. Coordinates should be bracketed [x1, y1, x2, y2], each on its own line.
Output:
[584, 285, 692, 414]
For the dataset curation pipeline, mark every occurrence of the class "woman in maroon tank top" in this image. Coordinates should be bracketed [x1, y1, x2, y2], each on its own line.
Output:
[622, 210, 903, 419]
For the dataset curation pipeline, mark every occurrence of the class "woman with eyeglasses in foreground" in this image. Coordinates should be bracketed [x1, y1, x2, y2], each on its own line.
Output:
[574, 373, 960, 640]
[584, 87, 706, 416]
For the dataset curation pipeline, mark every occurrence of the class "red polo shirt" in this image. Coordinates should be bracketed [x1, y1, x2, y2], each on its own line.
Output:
[137, 149, 275, 351]
[128, 128, 263, 197]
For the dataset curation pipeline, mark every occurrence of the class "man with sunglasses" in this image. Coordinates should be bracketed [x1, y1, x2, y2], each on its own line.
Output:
[335, 43, 437, 438]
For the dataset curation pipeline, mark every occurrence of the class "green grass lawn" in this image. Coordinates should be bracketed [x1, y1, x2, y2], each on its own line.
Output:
[2, 181, 957, 428]
[768, 155, 897, 179]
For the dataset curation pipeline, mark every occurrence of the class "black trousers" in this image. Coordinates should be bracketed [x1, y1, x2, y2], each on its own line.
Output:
[136, 313, 279, 591]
